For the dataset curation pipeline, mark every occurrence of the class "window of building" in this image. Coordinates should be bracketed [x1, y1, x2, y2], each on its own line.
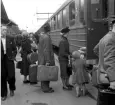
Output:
[69, 1, 75, 26]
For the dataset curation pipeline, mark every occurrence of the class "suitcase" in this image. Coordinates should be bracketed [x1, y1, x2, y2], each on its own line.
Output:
[37, 65, 59, 81]
[29, 64, 37, 83]
[27, 52, 38, 64]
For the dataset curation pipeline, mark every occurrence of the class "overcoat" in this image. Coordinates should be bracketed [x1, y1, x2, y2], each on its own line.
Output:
[3, 36, 17, 78]
[20, 36, 32, 76]
[58, 36, 70, 78]
[38, 34, 55, 66]
[94, 31, 115, 82]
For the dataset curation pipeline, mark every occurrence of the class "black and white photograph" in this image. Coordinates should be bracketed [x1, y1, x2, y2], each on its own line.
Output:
[1, 0, 115, 105]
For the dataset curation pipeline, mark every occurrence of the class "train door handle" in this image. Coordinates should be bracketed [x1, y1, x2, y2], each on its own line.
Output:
[88, 28, 94, 30]
[91, 28, 94, 30]
[88, 28, 90, 30]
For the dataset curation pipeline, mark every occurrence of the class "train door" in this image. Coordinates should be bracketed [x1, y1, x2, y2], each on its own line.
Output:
[86, 0, 108, 60]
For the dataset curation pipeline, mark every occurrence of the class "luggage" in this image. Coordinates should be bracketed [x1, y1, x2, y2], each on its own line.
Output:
[37, 65, 59, 81]
[29, 64, 37, 83]
[27, 52, 38, 64]
[16, 61, 22, 69]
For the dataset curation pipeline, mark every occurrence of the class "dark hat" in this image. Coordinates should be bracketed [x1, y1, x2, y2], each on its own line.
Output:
[43, 23, 50, 32]
[61, 27, 70, 34]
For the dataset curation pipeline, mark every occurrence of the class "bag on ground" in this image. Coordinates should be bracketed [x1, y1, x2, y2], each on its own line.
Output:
[29, 64, 38, 83]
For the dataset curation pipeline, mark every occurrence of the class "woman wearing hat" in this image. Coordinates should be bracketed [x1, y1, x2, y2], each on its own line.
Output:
[58, 27, 73, 90]
[20, 31, 32, 83]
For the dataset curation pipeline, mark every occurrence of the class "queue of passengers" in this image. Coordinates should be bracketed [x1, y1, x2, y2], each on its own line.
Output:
[1, 23, 91, 101]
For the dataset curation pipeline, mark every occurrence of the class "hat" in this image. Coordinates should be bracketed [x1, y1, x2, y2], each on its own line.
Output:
[43, 23, 50, 32]
[61, 27, 70, 34]
[80, 47, 86, 52]
[78, 50, 85, 54]
[72, 51, 81, 59]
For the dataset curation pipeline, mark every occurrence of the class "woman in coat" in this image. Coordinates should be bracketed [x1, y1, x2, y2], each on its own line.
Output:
[58, 27, 73, 90]
[20, 31, 32, 83]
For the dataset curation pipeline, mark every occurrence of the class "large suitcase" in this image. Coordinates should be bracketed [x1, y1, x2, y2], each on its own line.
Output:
[27, 52, 38, 64]
[37, 65, 59, 81]
[29, 64, 37, 83]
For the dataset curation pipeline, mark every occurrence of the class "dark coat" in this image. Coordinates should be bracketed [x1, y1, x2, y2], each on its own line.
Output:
[1, 41, 6, 77]
[58, 36, 70, 78]
[58, 36, 70, 61]
[1, 36, 17, 78]
[38, 34, 55, 66]
[20, 36, 32, 76]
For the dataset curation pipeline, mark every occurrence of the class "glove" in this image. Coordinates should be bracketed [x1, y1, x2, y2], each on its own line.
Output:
[46, 63, 50, 66]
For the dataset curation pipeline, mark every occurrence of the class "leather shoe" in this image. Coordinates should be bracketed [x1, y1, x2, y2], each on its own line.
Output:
[43, 88, 54, 93]
[67, 84, 74, 88]
[10, 90, 14, 96]
[63, 86, 72, 90]
[1, 96, 7, 101]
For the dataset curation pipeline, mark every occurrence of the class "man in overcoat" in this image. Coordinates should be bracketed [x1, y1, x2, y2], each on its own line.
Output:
[94, 16, 115, 105]
[38, 24, 55, 93]
[1, 25, 17, 101]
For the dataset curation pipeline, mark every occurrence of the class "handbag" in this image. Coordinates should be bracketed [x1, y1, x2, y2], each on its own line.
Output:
[67, 59, 72, 76]
[37, 65, 59, 81]
[16, 61, 22, 69]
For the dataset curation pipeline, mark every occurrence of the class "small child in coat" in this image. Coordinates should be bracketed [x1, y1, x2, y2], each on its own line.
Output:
[72, 51, 89, 97]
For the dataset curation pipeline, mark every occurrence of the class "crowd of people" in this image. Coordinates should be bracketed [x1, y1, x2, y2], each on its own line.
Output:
[1, 16, 115, 105]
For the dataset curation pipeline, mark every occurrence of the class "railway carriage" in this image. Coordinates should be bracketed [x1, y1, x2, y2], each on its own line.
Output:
[37, 0, 115, 65]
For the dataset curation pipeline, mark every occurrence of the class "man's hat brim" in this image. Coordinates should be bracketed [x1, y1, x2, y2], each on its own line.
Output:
[61, 27, 70, 34]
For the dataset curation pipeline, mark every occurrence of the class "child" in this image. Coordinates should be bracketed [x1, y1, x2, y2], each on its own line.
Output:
[72, 51, 89, 97]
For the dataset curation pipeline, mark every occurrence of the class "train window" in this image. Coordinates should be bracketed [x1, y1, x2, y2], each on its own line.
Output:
[62, 8, 67, 27]
[57, 12, 62, 29]
[91, 0, 108, 19]
[80, 0, 85, 24]
[53, 16, 56, 30]
[51, 17, 56, 30]
[69, 1, 75, 26]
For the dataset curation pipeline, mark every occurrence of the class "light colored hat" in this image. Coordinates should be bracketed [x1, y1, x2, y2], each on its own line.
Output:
[22, 31, 28, 36]
[80, 47, 86, 52]
[72, 51, 81, 59]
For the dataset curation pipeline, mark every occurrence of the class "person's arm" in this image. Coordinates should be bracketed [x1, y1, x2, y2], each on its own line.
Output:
[106, 39, 115, 82]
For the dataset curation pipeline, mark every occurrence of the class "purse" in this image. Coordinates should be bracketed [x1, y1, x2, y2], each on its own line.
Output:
[37, 65, 59, 81]
[16, 61, 22, 69]
[67, 59, 72, 76]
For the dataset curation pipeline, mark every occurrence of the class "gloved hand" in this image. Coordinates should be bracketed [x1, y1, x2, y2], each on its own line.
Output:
[46, 62, 50, 66]
[110, 81, 115, 90]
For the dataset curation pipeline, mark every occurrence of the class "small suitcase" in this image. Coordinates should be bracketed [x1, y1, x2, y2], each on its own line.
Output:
[37, 65, 59, 81]
[29, 64, 37, 83]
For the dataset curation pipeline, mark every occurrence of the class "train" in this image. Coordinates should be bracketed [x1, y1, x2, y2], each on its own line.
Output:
[36, 0, 115, 65]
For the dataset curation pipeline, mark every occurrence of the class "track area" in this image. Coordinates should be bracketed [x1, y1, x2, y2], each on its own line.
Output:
[1, 53, 96, 105]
